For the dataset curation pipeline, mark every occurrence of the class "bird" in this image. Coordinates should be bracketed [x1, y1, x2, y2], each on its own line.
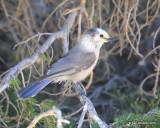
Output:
[18, 28, 112, 99]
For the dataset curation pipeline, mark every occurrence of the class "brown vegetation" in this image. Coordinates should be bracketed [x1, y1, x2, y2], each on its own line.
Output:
[0, 0, 160, 127]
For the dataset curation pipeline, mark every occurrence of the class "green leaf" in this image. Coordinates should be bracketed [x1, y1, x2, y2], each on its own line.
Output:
[40, 99, 57, 112]
[40, 54, 51, 63]
[91, 121, 100, 128]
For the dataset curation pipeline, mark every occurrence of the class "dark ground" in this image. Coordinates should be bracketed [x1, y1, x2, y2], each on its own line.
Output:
[0, 0, 160, 128]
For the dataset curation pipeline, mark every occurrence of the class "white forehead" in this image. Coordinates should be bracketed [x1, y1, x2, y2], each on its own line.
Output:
[84, 28, 109, 38]
[96, 28, 110, 38]
[96, 28, 107, 34]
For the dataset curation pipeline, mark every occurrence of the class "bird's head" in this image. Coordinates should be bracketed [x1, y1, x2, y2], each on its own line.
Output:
[83, 28, 112, 49]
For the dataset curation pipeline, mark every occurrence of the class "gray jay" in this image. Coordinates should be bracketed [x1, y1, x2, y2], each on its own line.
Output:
[18, 28, 111, 99]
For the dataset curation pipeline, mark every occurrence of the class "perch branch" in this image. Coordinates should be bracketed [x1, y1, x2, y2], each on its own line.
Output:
[27, 107, 70, 128]
[0, 12, 77, 93]
[76, 82, 109, 128]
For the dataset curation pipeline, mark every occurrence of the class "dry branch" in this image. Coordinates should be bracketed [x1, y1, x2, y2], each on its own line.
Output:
[76, 82, 109, 128]
[0, 12, 77, 93]
[27, 107, 70, 128]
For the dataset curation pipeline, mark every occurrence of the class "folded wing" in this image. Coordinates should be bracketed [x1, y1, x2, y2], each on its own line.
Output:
[41, 50, 96, 80]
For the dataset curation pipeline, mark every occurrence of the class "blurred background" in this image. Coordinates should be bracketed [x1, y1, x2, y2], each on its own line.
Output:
[0, 0, 160, 127]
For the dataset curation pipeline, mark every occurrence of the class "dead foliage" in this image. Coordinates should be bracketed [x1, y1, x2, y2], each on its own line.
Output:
[0, 0, 160, 127]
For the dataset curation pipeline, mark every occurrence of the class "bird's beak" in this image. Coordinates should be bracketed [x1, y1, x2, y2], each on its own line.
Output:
[104, 37, 113, 43]
[107, 38, 113, 41]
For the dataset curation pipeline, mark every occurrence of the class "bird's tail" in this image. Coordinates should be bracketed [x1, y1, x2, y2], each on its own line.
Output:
[18, 80, 52, 99]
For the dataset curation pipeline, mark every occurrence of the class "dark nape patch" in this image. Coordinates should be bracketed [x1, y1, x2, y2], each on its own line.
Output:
[86, 28, 98, 35]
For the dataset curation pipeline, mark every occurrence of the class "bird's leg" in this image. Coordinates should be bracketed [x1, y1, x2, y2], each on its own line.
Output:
[62, 81, 73, 96]
[75, 82, 86, 96]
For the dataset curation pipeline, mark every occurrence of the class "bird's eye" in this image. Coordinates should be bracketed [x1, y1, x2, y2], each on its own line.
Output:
[100, 34, 104, 38]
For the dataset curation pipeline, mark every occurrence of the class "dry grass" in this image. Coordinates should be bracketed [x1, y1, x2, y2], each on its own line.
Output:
[0, 0, 160, 127]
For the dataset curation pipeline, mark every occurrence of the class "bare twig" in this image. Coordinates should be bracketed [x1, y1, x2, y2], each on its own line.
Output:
[153, 59, 160, 98]
[85, 71, 93, 90]
[13, 33, 52, 49]
[76, 82, 109, 128]
[139, 73, 156, 97]
[0, 12, 77, 93]
[77, 103, 88, 128]
[64, 106, 83, 118]
[27, 107, 70, 128]
[40, 0, 70, 31]
[153, 27, 160, 54]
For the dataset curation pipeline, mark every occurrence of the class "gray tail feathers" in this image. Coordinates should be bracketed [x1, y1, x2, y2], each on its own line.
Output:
[18, 80, 51, 99]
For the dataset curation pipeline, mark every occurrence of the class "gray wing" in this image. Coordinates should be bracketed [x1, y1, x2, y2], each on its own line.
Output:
[40, 50, 96, 80]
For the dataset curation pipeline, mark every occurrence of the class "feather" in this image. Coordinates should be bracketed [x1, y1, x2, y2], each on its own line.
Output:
[18, 80, 51, 99]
